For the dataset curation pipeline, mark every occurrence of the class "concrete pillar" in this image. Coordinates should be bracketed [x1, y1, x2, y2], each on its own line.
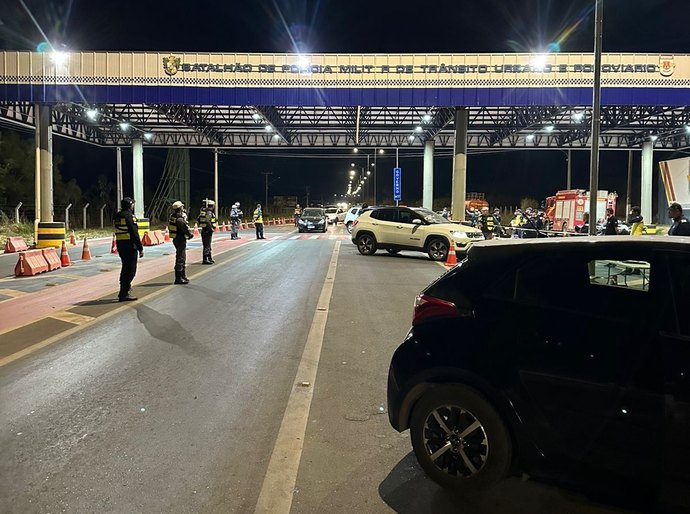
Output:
[641, 141, 653, 225]
[34, 104, 42, 230]
[38, 104, 54, 222]
[423, 139, 435, 210]
[132, 139, 144, 218]
[116, 146, 123, 203]
[451, 108, 468, 221]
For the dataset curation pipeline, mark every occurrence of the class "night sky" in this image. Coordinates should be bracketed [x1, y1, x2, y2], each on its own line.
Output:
[1, 0, 688, 213]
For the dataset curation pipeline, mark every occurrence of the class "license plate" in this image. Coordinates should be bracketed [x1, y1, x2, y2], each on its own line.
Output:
[308, 224, 314, 228]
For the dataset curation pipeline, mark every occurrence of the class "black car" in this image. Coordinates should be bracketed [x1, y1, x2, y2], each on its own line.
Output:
[387, 236, 690, 504]
[297, 207, 327, 233]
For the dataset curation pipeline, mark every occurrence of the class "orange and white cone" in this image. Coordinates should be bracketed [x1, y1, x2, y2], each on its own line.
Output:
[445, 243, 457, 267]
[110, 234, 118, 254]
[81, 237, 92, 261]
[69, 230, 77, 246]
[60, 240, 71, 267]
[164, 227, 171, 242]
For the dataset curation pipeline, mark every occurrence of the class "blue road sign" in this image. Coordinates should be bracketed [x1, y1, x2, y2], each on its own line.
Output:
[393, 167, 402, 202]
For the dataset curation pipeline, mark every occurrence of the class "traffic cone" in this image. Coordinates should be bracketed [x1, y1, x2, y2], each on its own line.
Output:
[445, 243, 457, 267]
[193, 223, 200, 238]
[69, 230, 76, 246]
[110, 234, 118, 254]
[81, 237, 92, 261]
[60, 240, 71, 267]
[164, 227, 171, 242]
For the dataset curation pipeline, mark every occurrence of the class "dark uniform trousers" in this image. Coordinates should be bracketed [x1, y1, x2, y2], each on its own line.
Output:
[201, 228, 213, 261]
[173, 237, 187, 273]
[116, 242, 138, 297]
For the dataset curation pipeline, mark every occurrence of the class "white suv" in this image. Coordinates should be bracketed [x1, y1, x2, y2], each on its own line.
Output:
[351, 206, 484, 261]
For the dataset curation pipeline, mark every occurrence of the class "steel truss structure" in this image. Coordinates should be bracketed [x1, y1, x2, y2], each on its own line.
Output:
[1, 102, 689, 150]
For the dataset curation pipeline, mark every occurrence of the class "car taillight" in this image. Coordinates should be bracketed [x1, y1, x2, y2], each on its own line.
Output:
[352, 220, 359, 227]
[412, 294, 467, 326]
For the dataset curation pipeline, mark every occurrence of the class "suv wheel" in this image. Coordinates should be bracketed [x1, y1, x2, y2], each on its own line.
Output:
[356, 233, 377, 255]
[427, 238, 449, 261]
[410, 384, 511, 493]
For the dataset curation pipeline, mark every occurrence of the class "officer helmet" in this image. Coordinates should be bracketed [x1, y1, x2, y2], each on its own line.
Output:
[121, 197, 135, 209]
[204, 199, 215, 208]
[172, 200, 184, 210]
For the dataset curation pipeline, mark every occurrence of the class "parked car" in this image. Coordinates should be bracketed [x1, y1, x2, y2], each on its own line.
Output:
[387, 236, 690, 504]
[343, 205, 373, 233]
[351, 206, 484, 261]
[297, 207, 327, 233]
[324, 207, 344, 224]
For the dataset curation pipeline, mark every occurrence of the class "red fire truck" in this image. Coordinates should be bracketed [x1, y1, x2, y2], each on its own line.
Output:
[544, 190, 618, 232]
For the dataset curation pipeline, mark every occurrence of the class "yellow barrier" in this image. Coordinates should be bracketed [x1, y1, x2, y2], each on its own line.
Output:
[37, 222, 66, 248]
[137, 218, 150, 239]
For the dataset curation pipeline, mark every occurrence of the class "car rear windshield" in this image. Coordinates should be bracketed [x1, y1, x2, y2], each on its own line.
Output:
[302, 209, 323, 216]
[325, 208, 338, 214]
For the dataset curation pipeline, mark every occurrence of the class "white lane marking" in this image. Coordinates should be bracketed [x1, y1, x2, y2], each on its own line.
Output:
[254, 241, 340, 514]
[49, 311, 95, 325]
[289, 235, 300, 240]
[309, 235, 319, 240]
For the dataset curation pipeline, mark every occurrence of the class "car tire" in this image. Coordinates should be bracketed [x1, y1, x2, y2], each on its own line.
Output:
[386, 249, 400, 255]
[298, 228, 304, 233]
[410, 384, 512, 493]
[427, 238, 449, 261]
[346, 222, 353, 234]
[356, 233, 377, 255]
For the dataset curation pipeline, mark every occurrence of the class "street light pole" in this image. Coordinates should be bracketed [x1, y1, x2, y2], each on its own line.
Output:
[588, 0, 604, 235]
[262, 172, 272, 212]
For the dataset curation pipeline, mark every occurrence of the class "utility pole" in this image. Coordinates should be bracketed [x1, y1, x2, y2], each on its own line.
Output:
[261, 172, 272, 212]
[305, 186, 310, 207]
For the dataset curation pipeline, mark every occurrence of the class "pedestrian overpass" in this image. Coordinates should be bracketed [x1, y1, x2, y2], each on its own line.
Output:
[1, 51, 689, 242]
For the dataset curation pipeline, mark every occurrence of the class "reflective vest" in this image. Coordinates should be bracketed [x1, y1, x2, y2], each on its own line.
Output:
[481, 215, 496, 231]
[198, 209, 216, 230]
[113, 211, 138, 241]
[294, 207, 301, 216]
[253, 209, 263, 224]
[168, 214, 179, 238]
[630, 221, 644, 236]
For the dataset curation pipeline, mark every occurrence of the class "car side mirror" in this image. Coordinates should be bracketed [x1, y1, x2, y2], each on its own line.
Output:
[412, 219, 422, 225]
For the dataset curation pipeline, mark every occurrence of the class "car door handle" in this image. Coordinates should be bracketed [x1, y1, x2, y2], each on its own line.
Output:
[371, 222, 379, 226]
[396, 226, 404, 229]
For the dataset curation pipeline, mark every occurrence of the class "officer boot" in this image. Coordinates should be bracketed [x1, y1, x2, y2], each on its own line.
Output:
[118, 285, 137, 301]
[208, 250, 215, 264]
[180, 267, 190, 284]
[174, 270, 188, 285]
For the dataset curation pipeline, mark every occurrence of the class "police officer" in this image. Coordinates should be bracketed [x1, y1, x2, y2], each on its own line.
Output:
[668, 202, 690, 236]
[230, 202, 243, 240]
[627, 206, 644, 236]
[477, 207, 498, 240]
[253, 203, 265, 239]
[113, 197, 144, 301]
[294, 204, 302, 227]
[169, 201, 193, 284]
[198, 198, 217, 264]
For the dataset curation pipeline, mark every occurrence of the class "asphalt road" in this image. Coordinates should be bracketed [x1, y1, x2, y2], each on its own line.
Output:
[0, 228, 652, 513]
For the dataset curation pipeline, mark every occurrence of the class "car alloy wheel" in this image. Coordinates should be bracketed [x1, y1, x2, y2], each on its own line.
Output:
[427, 238, 449, 261]
[346, 222, 353, 234]
[356, 233, 377, 255]
[410, 385, 511, 492]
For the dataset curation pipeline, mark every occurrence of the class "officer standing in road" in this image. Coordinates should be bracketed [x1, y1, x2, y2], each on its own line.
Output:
[253, 203, 265, 239]
[668, 202, 690, 236]
[169, 201, 193, 284]
[294, 204, 302, 227]
[198, 198, 217, 264]
[113, 197, 144, 302]
[230, 202, 243, 240]
[477, 207, 498, 240]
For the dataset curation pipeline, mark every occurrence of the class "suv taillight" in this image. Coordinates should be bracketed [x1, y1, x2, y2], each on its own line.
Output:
[412, 294, 465, 327]
[352, 220, 359, 227]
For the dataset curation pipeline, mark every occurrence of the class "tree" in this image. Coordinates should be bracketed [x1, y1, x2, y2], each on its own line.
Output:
[520, 197, 540, 211]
